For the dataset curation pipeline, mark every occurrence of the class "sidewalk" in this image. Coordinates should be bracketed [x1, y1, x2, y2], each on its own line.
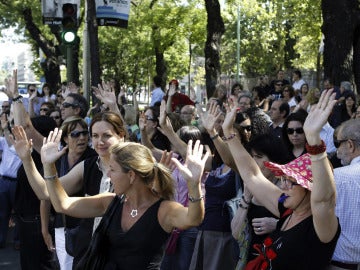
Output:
[0, 227, 21, 270]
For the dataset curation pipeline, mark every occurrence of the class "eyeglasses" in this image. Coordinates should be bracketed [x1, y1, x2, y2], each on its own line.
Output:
[280, 176, 300, 189]
[70, 130, 89, 138]
[145, 116, 155, 121]
[40, 108, 49, 112]
[333, 139, 348, 148]
[241, 125, 252, 132]
[286, 127, 304, 135]
[62, 102, 79, 108]
[51, 116, 60, 120]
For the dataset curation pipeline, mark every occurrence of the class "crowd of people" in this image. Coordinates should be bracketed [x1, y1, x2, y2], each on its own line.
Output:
[0, 68, 359, 270]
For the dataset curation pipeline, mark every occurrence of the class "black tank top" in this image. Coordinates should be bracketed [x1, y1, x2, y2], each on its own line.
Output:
[104, 199, 170, 270]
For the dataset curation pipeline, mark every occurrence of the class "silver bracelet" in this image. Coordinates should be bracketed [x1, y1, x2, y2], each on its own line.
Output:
[310, 152, 328, 162]
[44, 174, 58, 181]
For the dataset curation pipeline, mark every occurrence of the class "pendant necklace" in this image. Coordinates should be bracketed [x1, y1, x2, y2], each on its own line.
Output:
[130, 209, 138, 218]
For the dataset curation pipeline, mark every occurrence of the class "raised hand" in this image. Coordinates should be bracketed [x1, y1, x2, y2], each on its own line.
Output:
[200, 102, 222, 133]
[41, 128, 68, 165]
[222, 103, 237, 136]
[4, 69, 18, 99]
[304, 89, 337, 145]
[10, 125, 33, 160]
[172, 140, 209, 188]
[92, 82, 117, 106]
[159, 150, 176, 172]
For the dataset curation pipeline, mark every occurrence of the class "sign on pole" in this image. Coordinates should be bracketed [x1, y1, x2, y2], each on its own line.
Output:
[42, 0, 80, 26]
[95, 0, 131, 28]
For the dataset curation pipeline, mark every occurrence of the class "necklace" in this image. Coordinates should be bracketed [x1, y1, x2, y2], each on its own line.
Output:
[130, 209, 138, 218]
[282, 213, 293, 231]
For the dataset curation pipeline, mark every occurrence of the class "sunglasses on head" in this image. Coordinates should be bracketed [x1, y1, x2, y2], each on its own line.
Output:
[62, 102, 79, 108]
[286, 127, 304, 135]
[70, 130, 89, 138]
[241, 125, 252, 132]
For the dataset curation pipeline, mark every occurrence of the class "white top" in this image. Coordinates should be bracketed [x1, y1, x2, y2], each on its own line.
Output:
[332, 156, 360, 263]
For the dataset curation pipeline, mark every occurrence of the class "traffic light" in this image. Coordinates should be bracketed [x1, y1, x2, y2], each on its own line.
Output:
[61, 3, 78, 45]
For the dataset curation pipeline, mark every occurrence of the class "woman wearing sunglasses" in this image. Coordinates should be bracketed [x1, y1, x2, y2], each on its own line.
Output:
[40, 117, 97, 270]
[222, 90, 340, 270]
[282, 109, 308, 160]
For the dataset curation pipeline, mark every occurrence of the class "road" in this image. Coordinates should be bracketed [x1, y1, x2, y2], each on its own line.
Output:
[0, 227, 21, 270]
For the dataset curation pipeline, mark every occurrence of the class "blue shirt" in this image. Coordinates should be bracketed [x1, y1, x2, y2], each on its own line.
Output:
[150, 87, 164, 106]
[333, 155, 360, 263]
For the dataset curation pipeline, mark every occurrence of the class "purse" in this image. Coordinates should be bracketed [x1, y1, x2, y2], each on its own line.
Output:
[224, 173, 243, 221]
[74, 195, 122, 270]
[64, 224, 80, 256]
[164, 228, 182, 255]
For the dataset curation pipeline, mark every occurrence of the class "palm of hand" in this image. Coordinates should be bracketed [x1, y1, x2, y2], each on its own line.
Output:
[41, 142, 62, 164]
[14, 139, 32, 160]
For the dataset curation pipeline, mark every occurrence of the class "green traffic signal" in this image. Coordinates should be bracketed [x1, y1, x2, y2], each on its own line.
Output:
[61, 30, 77, 45]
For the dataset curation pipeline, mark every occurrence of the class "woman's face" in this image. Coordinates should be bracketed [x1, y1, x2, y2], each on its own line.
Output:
[287, 120, 306, 148]
[240, 118, 252, 142]
[50, 111, 62, 127]
[144, 109, 158, 133]
[43, 86, 50, 94]
[64, 123, 89, 155]
[283, 87, 290, 98]
[251, 150, 273, 179]
[301, 85, 308, 96]
[39, 105, 50, 116]
[108, 154, 131, 194]
[345, 96, 355, 108]
[91, 121, 124, 158]
[280, 176, 309, 209]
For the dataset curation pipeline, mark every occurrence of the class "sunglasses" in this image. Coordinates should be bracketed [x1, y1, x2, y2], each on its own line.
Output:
[145, 116, 155, 121]
[286, 127, 304, 135]
[40, 108, 49, 112]
[2, 106, 9, 108]
[241, 125, 252, 132]
[51, 116, 60, 120]
[333, 139, 348, 148]
[62, 102, 79, 108]
[29, 88, 36, 92]
[280, 176, 300, 189]
[70, 130, 89, 138]
[275, 84, 283, 86]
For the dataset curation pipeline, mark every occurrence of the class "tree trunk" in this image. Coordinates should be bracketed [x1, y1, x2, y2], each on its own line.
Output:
[204, 0, 225, 99]
[23, 8, 61, 90]
[321, 0, 359, 91]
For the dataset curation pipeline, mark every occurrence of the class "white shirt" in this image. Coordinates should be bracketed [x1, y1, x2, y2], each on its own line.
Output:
[332, 156, 360, 263]
[292, 79, 306, 91]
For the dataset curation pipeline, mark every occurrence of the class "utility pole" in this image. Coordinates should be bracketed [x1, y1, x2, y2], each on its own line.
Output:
[236, 4, 240, 82]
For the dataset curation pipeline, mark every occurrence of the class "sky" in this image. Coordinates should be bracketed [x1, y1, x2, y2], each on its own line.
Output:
[0, 28, 28, 63]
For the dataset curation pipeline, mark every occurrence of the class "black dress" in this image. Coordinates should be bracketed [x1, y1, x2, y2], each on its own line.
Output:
[104, 199, 170, 270]
[246, 199, 340, 270]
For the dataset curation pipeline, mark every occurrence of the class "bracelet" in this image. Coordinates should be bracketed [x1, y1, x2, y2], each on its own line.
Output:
[188, 194, 204, 203]
[210, 133, 219, 140]
[305, 140, 326, 155]
[222, 133, 236, 141]
[242, 195, 251, 205]
[238, 202, 248, 209]
[310, 152, 328, 162]
[12, 96, 22, 102]
[44, 174, 58, 181]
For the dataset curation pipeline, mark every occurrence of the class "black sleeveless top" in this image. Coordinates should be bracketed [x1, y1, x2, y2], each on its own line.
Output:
[104, 199, 170, 270]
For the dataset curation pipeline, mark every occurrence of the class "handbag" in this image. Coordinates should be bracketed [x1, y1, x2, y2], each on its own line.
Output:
[224, 173, 243, 221]
[74, 195, 122, 270]
[64, 224, 80, 256]
[164, 228, 182, 255]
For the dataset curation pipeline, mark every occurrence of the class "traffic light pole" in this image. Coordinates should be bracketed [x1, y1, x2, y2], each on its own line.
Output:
[66, 45, 74, 83]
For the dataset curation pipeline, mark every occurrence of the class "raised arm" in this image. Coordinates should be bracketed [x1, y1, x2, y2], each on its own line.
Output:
[199, 102, 237, 171]
[222, 104, 282, 217]
[40, 127, 114, 218]
[164, 140, 209, 229]
[303, 90, 338, 243]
